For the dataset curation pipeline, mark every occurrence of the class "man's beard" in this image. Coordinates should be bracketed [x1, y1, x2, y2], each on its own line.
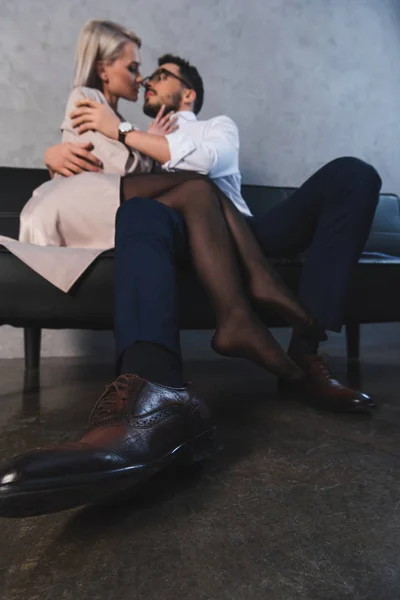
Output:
[143, 92, 182, 118]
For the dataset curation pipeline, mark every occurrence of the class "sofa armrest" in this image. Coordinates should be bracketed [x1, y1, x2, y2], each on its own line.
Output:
[0, 166, 49, 213]
[0, 166, 50, 237]
[365, 194, 400, 256]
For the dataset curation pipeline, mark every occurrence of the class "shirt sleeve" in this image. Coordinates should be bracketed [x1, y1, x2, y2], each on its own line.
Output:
[162, 116, 239, 177]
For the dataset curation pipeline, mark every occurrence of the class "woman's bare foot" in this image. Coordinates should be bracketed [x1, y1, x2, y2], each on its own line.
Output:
[210, 310, 304, 381]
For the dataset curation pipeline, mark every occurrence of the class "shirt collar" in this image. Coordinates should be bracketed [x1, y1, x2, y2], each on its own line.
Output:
[175, 111, 197, 121]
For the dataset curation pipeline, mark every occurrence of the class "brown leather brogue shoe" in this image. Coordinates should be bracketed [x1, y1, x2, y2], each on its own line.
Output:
[0, 375, 218, 518]
[282, 354, 376, 413]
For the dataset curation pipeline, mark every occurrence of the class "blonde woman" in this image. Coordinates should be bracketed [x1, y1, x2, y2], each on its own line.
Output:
[12, 20, 156, 290]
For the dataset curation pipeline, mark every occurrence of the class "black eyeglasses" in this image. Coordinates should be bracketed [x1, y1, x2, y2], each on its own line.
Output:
[141, 68, 193, 89]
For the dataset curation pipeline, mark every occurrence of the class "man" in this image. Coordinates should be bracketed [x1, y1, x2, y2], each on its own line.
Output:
[0, 55, 381, 517]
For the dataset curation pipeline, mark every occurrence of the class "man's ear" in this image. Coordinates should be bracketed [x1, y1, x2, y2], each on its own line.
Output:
[183, 88, 197, 110]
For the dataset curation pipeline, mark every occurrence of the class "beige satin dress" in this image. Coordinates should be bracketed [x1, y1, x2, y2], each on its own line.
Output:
[0, 87, 152, 292]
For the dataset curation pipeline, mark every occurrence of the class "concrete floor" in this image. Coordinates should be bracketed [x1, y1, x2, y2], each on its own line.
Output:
[0, 328, 400, 600]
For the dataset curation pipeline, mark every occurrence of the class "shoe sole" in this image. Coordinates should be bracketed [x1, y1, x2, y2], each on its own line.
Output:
[278, 382, 376, 413]
[0, 427, 220, 519]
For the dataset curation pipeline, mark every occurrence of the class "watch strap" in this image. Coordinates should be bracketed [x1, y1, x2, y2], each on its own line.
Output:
[118, 122, 133, 144]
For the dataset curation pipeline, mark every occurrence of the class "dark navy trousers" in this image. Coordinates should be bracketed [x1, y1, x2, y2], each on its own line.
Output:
[114, 157, 382, 364]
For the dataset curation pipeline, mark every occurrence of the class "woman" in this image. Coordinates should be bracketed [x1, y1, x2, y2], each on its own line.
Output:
[0, 21, 159, 290]
[3, 20, 325, 380]
[18, 21, 154, 255]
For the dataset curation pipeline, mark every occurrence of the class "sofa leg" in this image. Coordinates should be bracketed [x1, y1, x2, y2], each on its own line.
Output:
[345, 323, 360, 361]
[24, 327, 42, 371]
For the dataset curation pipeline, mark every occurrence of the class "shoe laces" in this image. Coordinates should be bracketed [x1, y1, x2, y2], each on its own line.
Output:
[88, 375, 133, 427]
[310, 354, 333, 381]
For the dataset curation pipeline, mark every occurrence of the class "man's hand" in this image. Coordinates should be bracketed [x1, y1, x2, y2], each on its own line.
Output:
[70, 100, 120, 140]
[147, 105, 179, 137]
[44, 142, 103, 177]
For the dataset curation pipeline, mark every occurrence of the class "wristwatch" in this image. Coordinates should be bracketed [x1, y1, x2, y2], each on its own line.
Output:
[118, 121, 134, 143]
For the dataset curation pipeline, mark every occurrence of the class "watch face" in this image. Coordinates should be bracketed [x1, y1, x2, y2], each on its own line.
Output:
[119, 122, 133, 134]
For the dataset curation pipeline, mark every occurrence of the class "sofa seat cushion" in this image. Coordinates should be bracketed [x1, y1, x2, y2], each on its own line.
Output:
[1, 245, 400, 330]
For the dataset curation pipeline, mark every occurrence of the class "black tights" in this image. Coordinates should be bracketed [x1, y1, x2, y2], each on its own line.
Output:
[120, 172, 324, 380]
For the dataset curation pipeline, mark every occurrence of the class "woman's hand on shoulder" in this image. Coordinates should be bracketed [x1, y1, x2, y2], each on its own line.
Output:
[44, 142, 103, 177]
[70, 100, 120, 140]
[147, 105, 179, 137]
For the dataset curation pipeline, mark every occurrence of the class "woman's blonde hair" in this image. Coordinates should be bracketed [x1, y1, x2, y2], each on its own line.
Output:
[73, 19, 142, 89]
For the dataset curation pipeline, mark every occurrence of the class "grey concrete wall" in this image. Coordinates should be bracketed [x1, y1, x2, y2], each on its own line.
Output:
[1, 0, 400, 357]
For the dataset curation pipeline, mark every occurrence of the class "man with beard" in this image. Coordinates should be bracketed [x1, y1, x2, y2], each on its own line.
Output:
[0, 54, 381, 517]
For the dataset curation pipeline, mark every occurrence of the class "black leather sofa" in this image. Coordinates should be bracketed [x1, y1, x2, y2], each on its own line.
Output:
[1, 166, 400, 374]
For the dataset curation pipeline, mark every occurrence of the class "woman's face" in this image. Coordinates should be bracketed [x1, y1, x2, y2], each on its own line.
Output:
[100, 41, 142, 102]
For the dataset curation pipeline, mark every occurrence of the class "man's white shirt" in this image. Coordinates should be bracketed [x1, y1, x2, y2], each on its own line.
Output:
[162, 111, 252, 217]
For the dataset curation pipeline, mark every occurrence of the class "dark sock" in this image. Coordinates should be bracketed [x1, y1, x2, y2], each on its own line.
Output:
[119, 341, 185, 388]
[288, 333, 319, 358]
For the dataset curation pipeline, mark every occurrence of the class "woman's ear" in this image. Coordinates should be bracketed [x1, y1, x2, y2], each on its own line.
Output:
[96, 60, 109, 83]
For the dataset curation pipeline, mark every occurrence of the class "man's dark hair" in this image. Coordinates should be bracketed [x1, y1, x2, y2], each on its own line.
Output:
[158, 54, 204, 115]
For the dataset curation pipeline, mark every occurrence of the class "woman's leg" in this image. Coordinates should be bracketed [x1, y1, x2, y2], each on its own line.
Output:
[120, 171, 205, 204]
[212, 187, 326, 341]
[154, 179, 304, 381]
[121, 172, 325, 341]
